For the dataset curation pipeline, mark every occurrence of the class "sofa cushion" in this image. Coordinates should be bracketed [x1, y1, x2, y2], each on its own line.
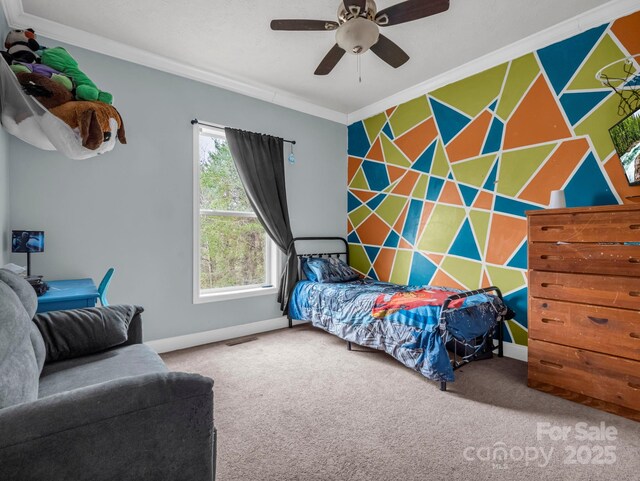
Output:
[38, 344, 168, 398]
[33, 305, 142, 362]
[0, 269, 37, 318]
[0, 281, 40, 408]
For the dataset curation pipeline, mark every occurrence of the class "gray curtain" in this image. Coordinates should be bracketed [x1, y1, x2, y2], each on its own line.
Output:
[224, 128, 297, 314]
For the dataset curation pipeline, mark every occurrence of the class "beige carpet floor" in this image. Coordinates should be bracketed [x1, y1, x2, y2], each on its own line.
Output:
[162, 325, 639, 481]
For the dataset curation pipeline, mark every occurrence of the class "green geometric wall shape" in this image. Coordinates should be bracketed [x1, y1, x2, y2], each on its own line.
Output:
[574, 94, 621, 162]
[451, 154, 498, 187]
[486, 265, 526, 293]
[363, 113, 387, 142]
[349, 243, 371, 274]
[430, 141, 450, 177]
[496, 53, 540, 121]
[381, 135, 411, 167]
[350, 168, 369, 189]
[390, 250, 412, 284]
[507, 320, 528, 346]
[441, 257, 483, 288]
[413, 174, 429, 199]
[469, 210, 490, 255]
[388, 95, 431, 137]
[348, 204, 372, 228]
[430, 63, 509, 118]
[377, 195, 409, 225]
[417, 205, 466, 253]
[497, 143, 555, 197]
[568, 34, 628, 91]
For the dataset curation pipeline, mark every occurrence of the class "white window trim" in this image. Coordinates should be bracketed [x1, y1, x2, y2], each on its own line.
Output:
[192, 123, 280, 304]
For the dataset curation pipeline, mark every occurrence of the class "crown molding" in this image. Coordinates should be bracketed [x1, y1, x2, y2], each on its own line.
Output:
[3, 0, 639, 126]
[347, 0, 640, 124]
[0, 0, 349, 124]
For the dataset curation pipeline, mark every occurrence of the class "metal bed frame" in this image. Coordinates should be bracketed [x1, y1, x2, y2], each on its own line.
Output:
[286, 237, 505, 392]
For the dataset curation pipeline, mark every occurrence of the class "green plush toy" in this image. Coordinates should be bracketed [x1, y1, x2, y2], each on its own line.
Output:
[41, 47, 113, 104]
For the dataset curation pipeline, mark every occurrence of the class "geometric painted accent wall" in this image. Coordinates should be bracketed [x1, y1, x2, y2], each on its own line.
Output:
[347, 11, 640, 347]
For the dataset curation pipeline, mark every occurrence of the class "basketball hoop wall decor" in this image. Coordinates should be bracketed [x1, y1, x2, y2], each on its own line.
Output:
[596, 54, 640, 116]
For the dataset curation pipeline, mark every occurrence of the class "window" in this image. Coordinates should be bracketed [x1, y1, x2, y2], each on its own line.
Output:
[193, 124, 278, 302]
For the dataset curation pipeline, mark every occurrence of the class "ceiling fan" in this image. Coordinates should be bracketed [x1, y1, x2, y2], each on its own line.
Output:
[270, 0, 450, 75]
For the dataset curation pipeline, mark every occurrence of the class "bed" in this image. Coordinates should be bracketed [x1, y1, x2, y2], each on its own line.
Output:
[287, 237, 513, 391]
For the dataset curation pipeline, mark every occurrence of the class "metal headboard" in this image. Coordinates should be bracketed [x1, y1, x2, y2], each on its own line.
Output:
[287, 237, 349, 278]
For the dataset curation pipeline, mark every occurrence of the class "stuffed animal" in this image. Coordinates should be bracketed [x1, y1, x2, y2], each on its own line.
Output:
[41, 47, 113, 104]
[49, 101, 126, 150]
[11, 62, 73, 91]
[2, 29, 40, 64]
[16, 72, 74, 109]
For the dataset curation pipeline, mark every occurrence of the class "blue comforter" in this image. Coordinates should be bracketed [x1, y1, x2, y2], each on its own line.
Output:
[289, 279, 507, 382]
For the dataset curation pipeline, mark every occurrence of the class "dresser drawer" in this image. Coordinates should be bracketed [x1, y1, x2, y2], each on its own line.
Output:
[528, 242, 640, 276]
[529, 299, 640, 361]
[528, 339, 640, 411]
[528, 210, 640, 243]
[529, 270, 640, 310]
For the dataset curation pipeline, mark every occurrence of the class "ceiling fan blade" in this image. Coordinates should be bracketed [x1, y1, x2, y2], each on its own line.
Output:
[270, 19, 339, 31]
[376, 0, 450, 26]
[370, 34, 409, 68]
[315, 44, 346, 75]
[343, 0, 367, 16]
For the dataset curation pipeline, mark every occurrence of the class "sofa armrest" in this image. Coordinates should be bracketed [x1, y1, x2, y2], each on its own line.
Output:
[33, 305, 144, 362]
[121, 308, 143, 345]
[0, 372, 215, 481]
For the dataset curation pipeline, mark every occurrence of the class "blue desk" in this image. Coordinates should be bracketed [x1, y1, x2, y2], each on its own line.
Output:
[36, 278, 99, 313]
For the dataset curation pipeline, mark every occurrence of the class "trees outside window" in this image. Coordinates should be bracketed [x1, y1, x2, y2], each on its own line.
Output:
[196, 127, 276, 296]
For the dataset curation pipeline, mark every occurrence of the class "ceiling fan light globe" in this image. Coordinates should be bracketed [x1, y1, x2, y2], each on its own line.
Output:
[335, 17, 379, 55]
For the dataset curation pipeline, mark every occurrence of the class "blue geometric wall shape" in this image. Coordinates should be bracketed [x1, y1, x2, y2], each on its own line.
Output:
[382, 122, 394, 140]
[348, 122, 371, 157]
[426, 177, 445, 201]
[402, 199, 423, 245]
[501, 324, 513, 343]
[536, 24, 607, 95]
[384, 230, 400, 248]
[488, 99, 498, 112]
[362, 160, 390, 191]
[348, 192, 361, 212]
[483, 159, 499, 191]
[506, 242, 528, 270]
[459, 185, 479, 206]
[348, 231, 361, 244]
[366, 193, 386, 211]
[494, 196, 541, 218]
[408, 252, 438, 286]
[447, 172, 454, 180]
[504, 287, 529, 329]
[482, 117, 504, 154]
[559, 91, 610, 125]
[368, 268, 379, 281]
[365, 245, 380, 263]
[564, 153, 618, 207]
[449, 219, 481, 261]
[412, 140, 436, 174]
[429, 98, 472, 144]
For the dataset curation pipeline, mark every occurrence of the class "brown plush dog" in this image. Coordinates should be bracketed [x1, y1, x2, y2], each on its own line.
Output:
[16, 72, 73, 109]
[49, 101, 126, 150]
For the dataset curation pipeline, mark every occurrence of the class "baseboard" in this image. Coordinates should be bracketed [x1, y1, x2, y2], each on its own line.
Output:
[502, 342, 528, 362]
[145, 316, 296, 353]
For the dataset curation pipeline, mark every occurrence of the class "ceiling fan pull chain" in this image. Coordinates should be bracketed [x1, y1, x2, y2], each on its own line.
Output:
[358, 54, 362, 83]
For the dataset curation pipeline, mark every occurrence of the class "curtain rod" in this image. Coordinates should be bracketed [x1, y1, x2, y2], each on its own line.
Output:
[191, 119, 296, 145]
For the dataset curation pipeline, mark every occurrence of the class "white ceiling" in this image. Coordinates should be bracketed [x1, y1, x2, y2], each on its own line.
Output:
[14, 0, 628, 120]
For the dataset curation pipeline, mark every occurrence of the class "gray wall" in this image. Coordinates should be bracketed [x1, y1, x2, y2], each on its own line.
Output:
[0, 10, 9, 265]
[8, 36, 347, 341]
[0, 127, 8, 266]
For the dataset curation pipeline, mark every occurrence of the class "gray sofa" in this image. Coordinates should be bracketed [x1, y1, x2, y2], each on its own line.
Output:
[0, 269, 216, 480]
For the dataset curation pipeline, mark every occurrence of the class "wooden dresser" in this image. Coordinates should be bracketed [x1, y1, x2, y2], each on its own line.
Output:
[526, 204, 640, 421]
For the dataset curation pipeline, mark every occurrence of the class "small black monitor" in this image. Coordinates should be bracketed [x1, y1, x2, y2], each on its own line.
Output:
[609, 106, 640, 186]
[11, 230, 45, 253]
